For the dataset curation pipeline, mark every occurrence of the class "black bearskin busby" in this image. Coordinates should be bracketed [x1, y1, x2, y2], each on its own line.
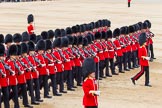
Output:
[13, 33, 22, 43]
[138, 22, 143, 30]
[0, 34, 4, 44]
[139, 32, 147, 46]
[41, 31, 48, 40]
[36, 35, 42, 43]
[142, 22, 148, 29]
[28, 41, 35, 52]
[61, 37, 69, 47]
[30, 33, 37, 44]
[107, 30, 113, 38]
[21, 42, 29, 54]
[120, 26, 126, 35]
[36, 39, 45, 51]
[82, 57, 96, 79]
[83, 37, 88, 46]
[0, 43, 5, 56]
[45, 39, 52, 50]
[53, 38, 61, 48]
[5, 34, 13, 44]
[61, 29, 66, 37]
[16, 45, 22, 56]
[48, 30, 55, 39]
[22, 31, 30, 42]
[55, 29, 61, 38]
[144, 20, 151, 28]
[101, 31, 107, 39]
[72, 26, 77, 34]
[66, 27, 72, 35]
[77, 36, 83, 45]
[95, 32, 101, 40]
[7, 44, 18, 57]
[128, 25, 135, 33]
[113, 28, 120, 38]
[67, 35, 74, 45]
[73, 36, 78, 45]
[86, 34, 92, 44]
[27, 14, 34, 24]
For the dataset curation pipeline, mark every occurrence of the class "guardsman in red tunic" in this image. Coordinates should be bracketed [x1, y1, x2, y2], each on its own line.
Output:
[101, 31, 111, 77]
[15, 45, 33, 108]
[72, 36, 82, 87]
[20, 43, 40, 105]
[144, 20, 156, 61]
[27, 41, 43, 102]
[36, 40, 52, 98]
[6, 45, 20, 108]
[44, 39, 62, 96]
[0, 43, 10, 108]
[106, 30, 118, 75]
[82, 58, 99, 108]
[53, 38, 67, 93]
[4, 34, 13, 55]
[113, 28, 124, 73]
[61, 37, 75, 91]
[131, 32, 151, 87]
[120, 27, 130, 71]
[27, 14, 34, 35]
[94, 32, 105, 79]
[13, 33, 22, 45]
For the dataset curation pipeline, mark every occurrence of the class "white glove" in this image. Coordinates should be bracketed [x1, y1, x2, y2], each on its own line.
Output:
[144, 57, 150, 61]
[94, 90, 101, 96]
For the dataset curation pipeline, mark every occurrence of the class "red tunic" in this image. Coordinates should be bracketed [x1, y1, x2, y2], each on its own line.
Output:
[119, 37, 127, 53]
[0, 62, 8, 87]
[62, 50, 72, 71]
[125, 37, 132, 52]
[67, 48, 75, 67]
[44, 53, 56, 75]
[6, 60, 17, 86]
[101, 41, 109, 58]
[21, 57, 33, 80]
[138, 46, 149, 66]
[107, 41, 115, 59]
[28, 55, 39, 79]
[73, 48, 82, 67]
[130, 35, 137, 51]
[113, 40, 123, 56]
[15, 61, 26, 84]
[27, 24, 34, 35]
[94, 42, 105, 61]
[52, 50, 64, 72]
[90, 44, 99, 63]
[83, 78, 98, 106]
[36, 54, 48, 75]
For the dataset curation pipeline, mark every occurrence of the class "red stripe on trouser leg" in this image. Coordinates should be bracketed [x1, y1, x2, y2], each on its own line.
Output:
[133, 66, 144, 80]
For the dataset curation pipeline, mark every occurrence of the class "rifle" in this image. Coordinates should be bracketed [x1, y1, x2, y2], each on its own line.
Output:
[19, 60, 30, 72]
[25, 57, 37, 72]
[58, 49, 67, 62]
[51, 53, 62, 63]
[72, 47, 80, 58]
[13, 60, 23, 75]
[32, 55, 42, 67]
[1, 60, 14, 75]
[93, 44, 102, 52]
[43, 53, 53, 63]
[83, 48, 91, 57]
[108, 40, 117, 51]
[65, 50, 75, 59]
[74, 46, 86, 59]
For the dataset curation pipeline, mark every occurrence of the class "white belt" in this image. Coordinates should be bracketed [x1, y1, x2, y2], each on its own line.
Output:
[48, 63, 54, 66]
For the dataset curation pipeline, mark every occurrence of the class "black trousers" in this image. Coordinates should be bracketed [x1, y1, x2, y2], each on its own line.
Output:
[56, 72, 64, 92]
[149, 44, 155, 58]
[1, 87, 10, 108]
[9, 85, 20, 108]
[33, 78, 41, 100]
[127, 51, 132, 69]
[115, 56, 123, 72]
[123, 52, 128, 70]
[85, 106, 98, 108]
[18, 83, 29, 106]
[26, 79, 35, 103]
[136, 50, 139, 65]
[105, 58, 110, 76]
[99, 60, 105, 77]
[128, 2, 130, 7]
[109, 58, 115, 74]
[64, 70, 73, 89]
[131, 51, 137, 67]
[39, 75, 49, 97]
[75, 66, 82, 85]
[71, 67, 76, 87]
[95, 62, 99, 79]
[132, 66, 150, 85]
[49, 74, 57, 94]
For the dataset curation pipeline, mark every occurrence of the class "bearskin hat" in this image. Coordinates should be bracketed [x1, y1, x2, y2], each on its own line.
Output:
[144, 20, 151, 28]
[77, 36, 83, 45]
[107, 30, 112, 38]
[36, 35, 42, 43]
[54, 29, 61, 38]
[5, 34, 13, 44]
[22, 31, 30, 42]
[21, 42, 29, 54]
[94, 21, 100, 28]
[139, 32, 147, 46]
[27, 41, 35, 51]
[86, 34, 92, 44]
[120, 26, 126, 34]
[53, 38, 61, 48]
[0, 43, 5, 56]
[45, 39, 52, 50]
[7, 44, 18, 57]
[66, 27, 72, 35]
[80, 24, 86, 33]
[95, 32, 101, 40]
[41, 31, 48, 40]
[90, 22, 95, 30]
[0, 34, 4, 44]
[82, 57, 96, 79]
[83, 37, 88, 46]
[72, 26, 77, 33]
[142, 22, 148, 29]
[61, 37, 69, 47]
[16, 45, 22, 55]
[48, 30, 55, 39]
[36, 39, 45, 51]
[138, 22, 143, 30]
[30, 33, 37, 44]
[101, 31, 107, 39]
[128, 25, 135, 33]
[27, 14, 34, 24]
[113, 28, 120, 38]
[13, 33, 22, 43]
[61, 29, 66, 37]
[73, 36, 78, 45]
[67, 35, 74, 45]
